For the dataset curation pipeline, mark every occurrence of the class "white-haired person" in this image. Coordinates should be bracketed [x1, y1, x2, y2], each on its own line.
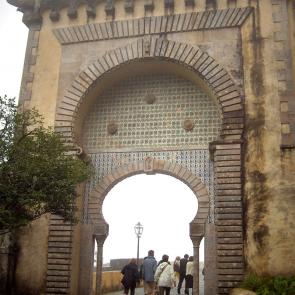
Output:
[154, 254, 175, 295]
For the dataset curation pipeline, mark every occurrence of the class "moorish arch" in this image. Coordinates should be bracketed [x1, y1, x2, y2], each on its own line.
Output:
[54, 36, 244, 149]
[49, 35, 245, 295]
[88, 158, 209, 295]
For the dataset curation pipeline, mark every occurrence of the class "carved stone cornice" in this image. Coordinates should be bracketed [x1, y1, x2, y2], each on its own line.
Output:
[52, 7, 253, 45]
[7, 0, 253, 28]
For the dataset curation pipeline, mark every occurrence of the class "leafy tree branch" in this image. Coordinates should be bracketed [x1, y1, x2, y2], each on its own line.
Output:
[0, 96, 92, 233]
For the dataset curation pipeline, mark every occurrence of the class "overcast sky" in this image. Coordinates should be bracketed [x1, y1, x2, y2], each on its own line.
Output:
[0, 1, 204, 264]
[103, 174, 200, 263]
[0, 2, 28, 98]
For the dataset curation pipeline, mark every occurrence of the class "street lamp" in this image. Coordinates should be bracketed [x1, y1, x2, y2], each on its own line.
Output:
[134, 222, 144, 266]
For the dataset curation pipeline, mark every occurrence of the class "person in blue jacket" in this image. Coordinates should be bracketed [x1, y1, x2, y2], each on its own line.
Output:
[141, 250, 157, 295]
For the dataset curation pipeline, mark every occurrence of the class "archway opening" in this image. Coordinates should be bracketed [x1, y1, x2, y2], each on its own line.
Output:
[97, 174, 205, 295]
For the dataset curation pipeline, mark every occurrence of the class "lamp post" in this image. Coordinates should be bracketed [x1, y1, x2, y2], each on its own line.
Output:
[134, 222, 143, 266]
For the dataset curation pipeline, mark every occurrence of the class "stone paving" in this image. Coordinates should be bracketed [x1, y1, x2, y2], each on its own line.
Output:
[104, 274, 204, 295]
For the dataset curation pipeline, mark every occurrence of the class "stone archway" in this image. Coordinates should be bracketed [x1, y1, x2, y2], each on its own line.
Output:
[55, 36, 243, 151]
[84, 157, 209, 295]
[49, 36, 245, 295]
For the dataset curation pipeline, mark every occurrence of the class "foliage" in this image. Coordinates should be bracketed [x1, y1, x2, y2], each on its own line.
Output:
[0, 96, 92, 233]
[240, 274, 295, 295]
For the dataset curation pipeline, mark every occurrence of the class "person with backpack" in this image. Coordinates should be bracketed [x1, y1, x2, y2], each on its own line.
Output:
[121, 259, 140, 295]
[154, 254, 175, 295]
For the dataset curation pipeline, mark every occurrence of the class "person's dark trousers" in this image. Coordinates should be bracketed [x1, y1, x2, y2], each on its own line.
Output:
[124, 286, 136, 295]
[159, 286, 171, 295]
[185, 274, 193, 295]
[177, 273, 186, 294]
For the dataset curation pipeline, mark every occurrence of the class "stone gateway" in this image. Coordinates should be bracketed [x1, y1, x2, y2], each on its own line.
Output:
[4, 0, 295, 295]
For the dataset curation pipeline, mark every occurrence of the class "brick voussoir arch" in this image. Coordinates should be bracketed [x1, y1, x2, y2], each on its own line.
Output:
[88, 159, 210, 232]
[55, 37, 244, 148]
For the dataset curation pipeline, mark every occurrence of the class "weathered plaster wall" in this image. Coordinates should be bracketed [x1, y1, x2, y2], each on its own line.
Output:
[280, 148, 295, 264]
[242, 1, 295, 276]
[13, 14, 66, 295]
[14, 215, 50, 294]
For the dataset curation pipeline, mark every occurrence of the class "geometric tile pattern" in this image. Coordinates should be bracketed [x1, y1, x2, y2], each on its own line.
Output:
[82, 74, 221, 151]
[84, 149, 215, 223]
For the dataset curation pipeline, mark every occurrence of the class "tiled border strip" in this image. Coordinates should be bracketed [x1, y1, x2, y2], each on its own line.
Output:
[88, 158, 209, 226]
[52, 7, 252, 45]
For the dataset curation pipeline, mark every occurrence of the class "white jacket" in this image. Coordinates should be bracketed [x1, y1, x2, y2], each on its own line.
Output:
[154, 262, 175, 287]
[186, 261, 194, 276]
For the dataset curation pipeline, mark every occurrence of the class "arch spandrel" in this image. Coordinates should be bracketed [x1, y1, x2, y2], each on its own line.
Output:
[54, 37, 243, 151]
[87, 158, 210, 238]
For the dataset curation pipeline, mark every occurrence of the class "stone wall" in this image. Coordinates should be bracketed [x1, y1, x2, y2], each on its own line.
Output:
[99, 271, 123, 294]
[6, 0, 295, 294]
[241, 1, 295, 277]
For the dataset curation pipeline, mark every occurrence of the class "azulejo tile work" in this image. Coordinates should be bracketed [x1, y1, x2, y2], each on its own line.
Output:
[82, 74, 221, 151]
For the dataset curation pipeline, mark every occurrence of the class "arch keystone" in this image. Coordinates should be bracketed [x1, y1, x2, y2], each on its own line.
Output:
[143, 157, 155, 174]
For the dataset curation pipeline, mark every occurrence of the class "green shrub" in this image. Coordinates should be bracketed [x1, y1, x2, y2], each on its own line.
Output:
[240, 275, 295, 295]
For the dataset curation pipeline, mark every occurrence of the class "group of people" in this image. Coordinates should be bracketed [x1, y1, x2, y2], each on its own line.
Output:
[120, 251, 194, 295]
[173, 254, 194, 295]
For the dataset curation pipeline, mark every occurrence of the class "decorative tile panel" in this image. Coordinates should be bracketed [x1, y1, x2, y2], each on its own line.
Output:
[84, 149, 215, 224]
[82, 74, 221, 152]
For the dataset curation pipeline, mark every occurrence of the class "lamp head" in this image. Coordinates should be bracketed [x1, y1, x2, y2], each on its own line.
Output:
[134, 222, 144, 237]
